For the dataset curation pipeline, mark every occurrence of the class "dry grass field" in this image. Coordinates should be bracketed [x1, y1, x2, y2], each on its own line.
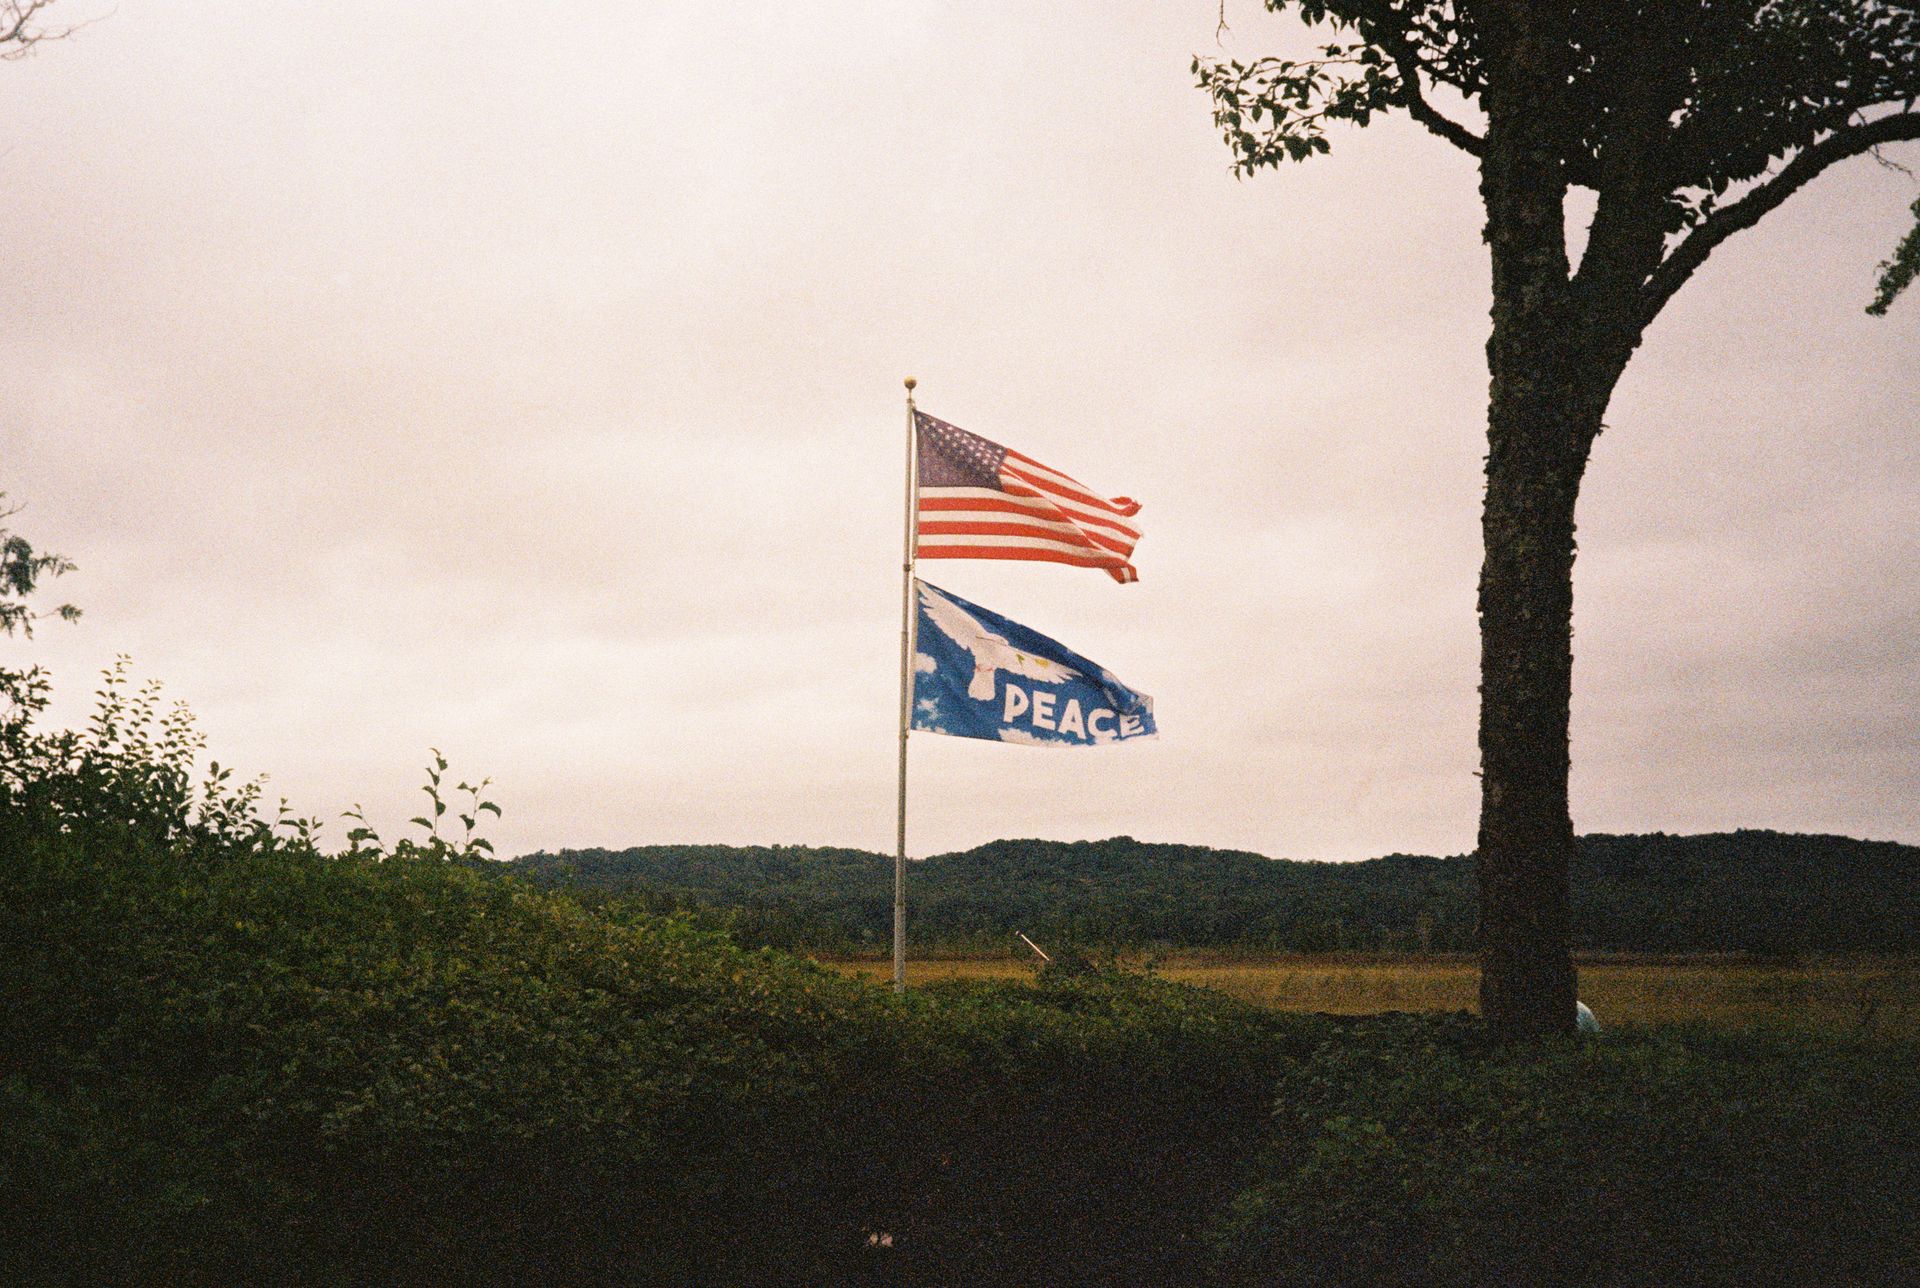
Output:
[832, 955, 1920, 1036]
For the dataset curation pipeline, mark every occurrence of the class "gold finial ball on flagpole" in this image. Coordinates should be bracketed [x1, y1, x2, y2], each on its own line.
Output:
[904, 376, 917, 391]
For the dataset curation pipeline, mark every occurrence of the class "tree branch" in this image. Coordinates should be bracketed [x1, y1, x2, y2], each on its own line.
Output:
[1384, 34, 1483, 156]
[1, 1, 50, 50]
[1640, 110, 1920, 327]
[0, 0, 84, 61]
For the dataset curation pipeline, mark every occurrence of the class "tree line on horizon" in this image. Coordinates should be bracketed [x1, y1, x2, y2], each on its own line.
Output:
[505, 830, 1920, 959]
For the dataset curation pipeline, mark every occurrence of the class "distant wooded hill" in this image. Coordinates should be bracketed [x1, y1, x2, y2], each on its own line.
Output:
[503, 831, 1920, 957]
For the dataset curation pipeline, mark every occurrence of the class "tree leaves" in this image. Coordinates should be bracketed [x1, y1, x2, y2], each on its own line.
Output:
[1866, 194, 1920, 314]
[1197, 1, 1920, 308]
[1193, 43, 1398, 175]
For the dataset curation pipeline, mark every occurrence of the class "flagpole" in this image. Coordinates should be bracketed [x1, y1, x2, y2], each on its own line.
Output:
[894, 375, 919, 994]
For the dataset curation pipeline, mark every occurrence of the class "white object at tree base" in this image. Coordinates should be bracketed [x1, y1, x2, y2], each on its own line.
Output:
[1576, 1000, 1600, 1033]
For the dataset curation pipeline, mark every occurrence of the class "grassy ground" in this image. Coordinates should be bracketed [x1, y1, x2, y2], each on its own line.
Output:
[831, 955, 1920, 1036]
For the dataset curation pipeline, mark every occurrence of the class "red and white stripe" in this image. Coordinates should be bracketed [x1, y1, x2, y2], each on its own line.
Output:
[918, 447, 1143, 583]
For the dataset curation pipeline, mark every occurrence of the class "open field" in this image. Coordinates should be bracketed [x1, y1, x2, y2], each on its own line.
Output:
[831, 955, 1920, 1036]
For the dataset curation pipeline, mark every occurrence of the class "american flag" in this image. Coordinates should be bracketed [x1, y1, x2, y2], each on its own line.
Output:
[914, 411, 1143, 583]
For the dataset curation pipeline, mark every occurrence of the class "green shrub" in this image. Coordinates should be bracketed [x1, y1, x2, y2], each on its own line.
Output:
[0, 828, 885, 1281]
[0, 818, 1318, 1284]
[11, 664, 1915, 1285]
[0, 664, 1312, 1283]
[863, 969, 1328, 1284]
[1210, 1014, 1920, 1287]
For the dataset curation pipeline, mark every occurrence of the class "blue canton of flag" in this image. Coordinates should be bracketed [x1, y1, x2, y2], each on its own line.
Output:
[912, 580, 1156, 746]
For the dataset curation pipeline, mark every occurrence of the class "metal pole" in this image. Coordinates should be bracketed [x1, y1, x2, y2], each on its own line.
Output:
[894, 376, 919, 993]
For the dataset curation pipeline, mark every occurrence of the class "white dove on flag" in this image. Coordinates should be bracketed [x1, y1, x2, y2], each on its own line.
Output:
[916, 580, 1083, 699]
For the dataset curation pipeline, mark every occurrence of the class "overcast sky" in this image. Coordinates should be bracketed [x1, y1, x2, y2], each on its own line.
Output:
[4, 2, 1915, 862]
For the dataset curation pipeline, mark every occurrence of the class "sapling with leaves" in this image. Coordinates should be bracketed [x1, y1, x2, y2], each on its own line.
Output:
[455, 775, 502, 856]
[402, 748, 502, 860]
[342, 802, 383, 855]
[1, 495, 81, 722]
[0, 497, 79, 641]
[410, 747, 450, 843]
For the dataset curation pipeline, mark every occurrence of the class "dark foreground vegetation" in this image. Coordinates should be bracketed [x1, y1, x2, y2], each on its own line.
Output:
[4, 667, 1917, 1285]
[511, 830, 1920, 957]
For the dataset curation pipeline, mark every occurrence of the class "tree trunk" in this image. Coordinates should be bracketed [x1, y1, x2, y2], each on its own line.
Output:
[1476, 393, 1588, 1040]
[1474, 8, 1596, 1041]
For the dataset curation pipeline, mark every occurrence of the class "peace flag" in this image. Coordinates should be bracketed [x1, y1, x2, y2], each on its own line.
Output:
[912, 580, 1155, 747]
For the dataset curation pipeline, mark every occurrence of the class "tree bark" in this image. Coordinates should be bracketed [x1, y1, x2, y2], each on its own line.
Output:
[1474, 5, 1593, 1041]
[1475, 388, 1587, 1040]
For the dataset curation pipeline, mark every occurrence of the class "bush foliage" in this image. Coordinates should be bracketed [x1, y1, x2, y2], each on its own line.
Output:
[1, 669, 1311, 1281]
[1211, 1016, 1920, 1287]
[2, 825, 1311, 1283]
[5, 663, 1917, 1284]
